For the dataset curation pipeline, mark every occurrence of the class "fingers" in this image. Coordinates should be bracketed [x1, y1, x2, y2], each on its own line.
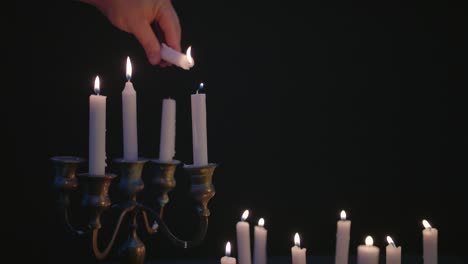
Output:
[132, 21, 161, 65]
[157, 5, 182, 52]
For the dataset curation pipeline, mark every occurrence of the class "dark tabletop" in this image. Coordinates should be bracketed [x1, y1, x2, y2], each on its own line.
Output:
[105, 256, 466, 264]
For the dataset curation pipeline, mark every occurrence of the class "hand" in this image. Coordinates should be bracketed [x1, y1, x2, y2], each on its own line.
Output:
[81, 0, 181, 65]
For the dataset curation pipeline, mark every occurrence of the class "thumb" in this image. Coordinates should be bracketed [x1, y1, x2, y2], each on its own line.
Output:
[132, 22, 161, 65]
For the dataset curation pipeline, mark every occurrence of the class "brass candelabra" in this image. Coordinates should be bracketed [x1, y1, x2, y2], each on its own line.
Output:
[51, 156, 217, 264]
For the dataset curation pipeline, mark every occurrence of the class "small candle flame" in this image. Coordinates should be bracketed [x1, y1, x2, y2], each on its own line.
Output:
[94, 76, 100, 95]
[422, 219, 432, 229]
[186, 46, 194, 66]
[199, 82, 205, 92]
[126, 56, 132, 80]
[225, 241, 231, 257]
[365, 236, 374, 246]
[294, 233, 301, 247]
[387, 236, 396, 247]
[258, 218, 265, 227]
[241, 210, 249, 221]
[340, 210, 347, 220]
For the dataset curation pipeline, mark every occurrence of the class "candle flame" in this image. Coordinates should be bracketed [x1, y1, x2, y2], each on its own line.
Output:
[294, 233, 301, 247]
[186, 46, 194, 66]
[126, 56, 132, 80]
[94, 76, 100, 95]
[422, 219, 432, 229]
[225, 241, 231, 257]
[387, 236, 396, 247]
[340, 210, 346, 220]
[365, 236, 374, 246]
[241, 210, 249, 221]
[258, 218, 265, 227]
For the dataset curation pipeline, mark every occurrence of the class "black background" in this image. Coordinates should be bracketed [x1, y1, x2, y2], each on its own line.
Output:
[12, 0, 466, 263]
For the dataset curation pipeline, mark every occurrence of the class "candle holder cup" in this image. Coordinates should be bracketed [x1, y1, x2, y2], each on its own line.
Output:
[51, 155, 218, 264]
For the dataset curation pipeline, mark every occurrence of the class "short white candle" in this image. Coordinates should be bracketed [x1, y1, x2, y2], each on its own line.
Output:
[386, 236, 401, 264]
[253, 218, 267, 264]
[335, 210, 351, 264]
[422, 220, 438, 264]
[161, 44, 194, 70]
[357, 236, 379, 264]
[291, 233, 306, 264]
[236, 210, 251, 264]
[89, 76, 106, 175]
[221, 242, 237, 264]
[158, 98, 176, 162]
[190, 83, 208, 166]
[122, 57, 138, 161]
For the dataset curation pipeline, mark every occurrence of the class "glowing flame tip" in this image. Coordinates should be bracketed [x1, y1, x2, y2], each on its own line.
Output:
[365, 236, 374, 246]
[422, 219, 432, 229]
[186, 46, 194, 66]
[386, 236, 396, 247]
[94, 76, 100, 94]
[340, 210, 346, 220]
[126, 56, 132, 80]
[241, 210, 249, 221]
[294, 233, 301, 247]
[225, 241, 231, 257]
[258, 218, 265, 227]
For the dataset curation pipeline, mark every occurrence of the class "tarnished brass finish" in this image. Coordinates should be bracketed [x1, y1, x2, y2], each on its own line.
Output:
[151, 159, 181, 208]
[53, 155, 217, 263]
[51, 156, 85, 193]
[183, 163, 218, 217]
[78, 173, 116, 229]
[114, 158, 148, 200]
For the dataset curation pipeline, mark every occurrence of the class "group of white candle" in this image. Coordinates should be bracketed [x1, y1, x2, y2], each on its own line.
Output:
[221, 210, 268, 264]
[88, 55, 207, 175]
[220, 210, 438, 264]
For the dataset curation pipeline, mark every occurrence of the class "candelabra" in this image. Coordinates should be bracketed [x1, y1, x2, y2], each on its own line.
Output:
[51, 155, 217, 264]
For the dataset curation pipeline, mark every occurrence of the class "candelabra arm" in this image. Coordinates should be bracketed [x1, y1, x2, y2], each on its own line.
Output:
[92, 205, 134, 260]
[138, 204, 208, 248]
[63, 205, 89, 236]
[141, 210, 157, 235]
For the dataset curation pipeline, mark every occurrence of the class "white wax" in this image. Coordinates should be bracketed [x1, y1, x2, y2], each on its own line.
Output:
[357, 244, 380, 264]
[423, 228, 438, 264]
[386, 245, 402, 264]
[159, 98, 176, 162]
[236, 221, 251, 264]
[335, 220, 351, 264]
[89, 94, 106, 175]
[190, 92, 208, 166]
[161, 43, 194, 70]
[221, 256, 237, 264]
[291, 245, 306, 264]
[253, 225, 267, 264]
[122, 81, 138, 161]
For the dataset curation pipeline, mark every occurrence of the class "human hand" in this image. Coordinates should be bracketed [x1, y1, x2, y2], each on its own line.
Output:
[81, 0, 181, 66]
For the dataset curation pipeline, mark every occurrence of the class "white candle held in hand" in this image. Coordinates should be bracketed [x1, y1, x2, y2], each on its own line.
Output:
[335, 210, 351, 264]
[422, 220, 438, 264]
[291, 233, 306, 264]
[357, 236, 379, 264]
[122, 57, 138, 161]
[191, 83, 208, 166]
[236, 210, 251, 264]
[221, 242, 237, 264]
[161, 44, 194, 70]
[386, 236, 401, 264]
[89, 76, 107, 175]
[159, 98, 176, 162]
[253, 218, 267, 264]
